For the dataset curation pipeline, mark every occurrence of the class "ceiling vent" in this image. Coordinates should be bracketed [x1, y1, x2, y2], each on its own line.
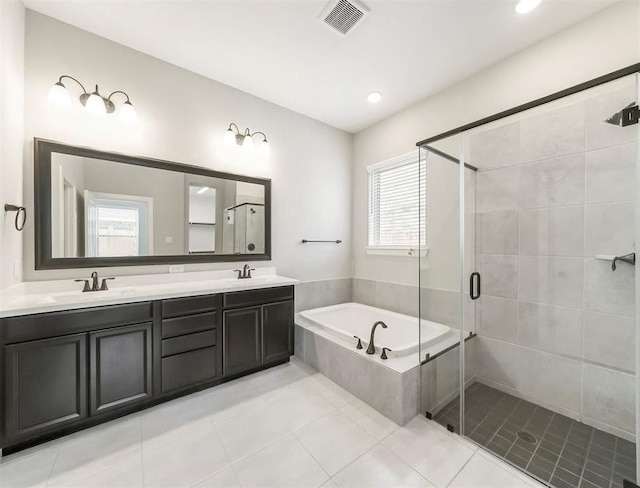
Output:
[319, 0, 369, 36]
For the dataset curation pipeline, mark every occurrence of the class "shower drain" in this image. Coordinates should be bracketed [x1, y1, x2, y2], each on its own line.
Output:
[516, 431, 538, 444]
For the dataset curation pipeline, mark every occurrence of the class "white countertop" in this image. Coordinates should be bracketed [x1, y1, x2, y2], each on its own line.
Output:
[0, 267, 298, 318]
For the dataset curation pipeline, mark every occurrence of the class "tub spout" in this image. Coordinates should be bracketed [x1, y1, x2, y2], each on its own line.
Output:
[366, 321, 387, 354]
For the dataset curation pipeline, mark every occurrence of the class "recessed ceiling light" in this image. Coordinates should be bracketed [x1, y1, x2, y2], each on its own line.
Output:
[515, 0, 541, 14]
[367, 91, 382, 103]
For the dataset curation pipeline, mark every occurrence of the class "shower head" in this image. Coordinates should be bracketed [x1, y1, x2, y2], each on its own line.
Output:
[604, 102, 637, 126]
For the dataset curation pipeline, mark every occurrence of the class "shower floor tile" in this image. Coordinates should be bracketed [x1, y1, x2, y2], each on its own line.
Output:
[432, 383, 636, 488]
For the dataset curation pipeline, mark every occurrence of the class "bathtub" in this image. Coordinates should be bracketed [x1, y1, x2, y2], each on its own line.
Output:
[299, 302, 449, 358]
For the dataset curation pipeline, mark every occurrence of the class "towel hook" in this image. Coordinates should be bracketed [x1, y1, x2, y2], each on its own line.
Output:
[4, 204, 26, 231]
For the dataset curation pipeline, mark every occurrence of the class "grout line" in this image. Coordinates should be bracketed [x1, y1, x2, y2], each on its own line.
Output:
[139, 416, 145, 488]
[44, 446, 61, 488]
[445, 448, 477, 488]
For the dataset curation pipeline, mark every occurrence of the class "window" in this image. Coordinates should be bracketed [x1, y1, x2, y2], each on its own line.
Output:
[367, 152, 426, 255]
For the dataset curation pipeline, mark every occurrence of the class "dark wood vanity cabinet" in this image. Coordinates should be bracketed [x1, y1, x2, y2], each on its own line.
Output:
[222, 286, 294, 376]
[1, 303, 153, 445]
[89, 323, 153, 415]
[4, 333, 88, 442]
[1, 285, 294, 451]
[160, 294, 222, 394]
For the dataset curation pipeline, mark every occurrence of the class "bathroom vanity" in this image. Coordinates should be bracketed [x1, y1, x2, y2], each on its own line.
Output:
[0, 139, 296, 454]
[0, 277, 295, 453]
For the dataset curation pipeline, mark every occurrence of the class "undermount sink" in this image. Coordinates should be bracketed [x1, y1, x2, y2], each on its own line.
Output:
[223, 276, 282, 284]
[37, 287, 138, 305]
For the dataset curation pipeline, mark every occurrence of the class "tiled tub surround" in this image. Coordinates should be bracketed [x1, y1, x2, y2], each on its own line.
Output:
[295, 304, 469, 425]
[294, 278, 352, 313]
[470, 82, 637, 442]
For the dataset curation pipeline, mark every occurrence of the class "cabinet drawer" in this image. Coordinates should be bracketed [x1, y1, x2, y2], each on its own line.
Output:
[223, 286, 293, 309]
[162, 295, 219, 318]
[162, 330, 217, 357]
[161, 346, 219, 393]
[3, 302, 153, 344]
[161, 311, 217, 338]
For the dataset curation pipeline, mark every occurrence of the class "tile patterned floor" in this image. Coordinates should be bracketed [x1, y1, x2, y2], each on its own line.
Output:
[0, 360, 543, 488]
[433, 383, 637, 488]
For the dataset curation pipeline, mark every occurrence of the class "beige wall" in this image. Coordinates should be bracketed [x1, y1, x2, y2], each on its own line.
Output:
[0, 0, 25, 289]
[352, 1, 640, 290]
[22, 10, 353, 282]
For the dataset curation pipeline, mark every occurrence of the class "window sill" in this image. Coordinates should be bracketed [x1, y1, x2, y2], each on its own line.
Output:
[365, 247, 429, 257]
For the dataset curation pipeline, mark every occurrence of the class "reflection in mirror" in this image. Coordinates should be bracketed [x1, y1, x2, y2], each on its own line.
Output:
[50, 153, 265, 258]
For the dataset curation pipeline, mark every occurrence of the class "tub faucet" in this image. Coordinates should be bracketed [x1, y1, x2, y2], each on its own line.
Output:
[366, 321, 387, 354]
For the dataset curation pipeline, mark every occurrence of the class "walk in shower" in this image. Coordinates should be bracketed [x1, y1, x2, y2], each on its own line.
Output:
[417, 67, 639, 488]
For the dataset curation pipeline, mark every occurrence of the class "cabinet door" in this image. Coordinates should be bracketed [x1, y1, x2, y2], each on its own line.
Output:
[89, 323, 153, 416]
[262, 301, 293, 364]
[223, 307, 261, 376]
[5, 334, 88, 443]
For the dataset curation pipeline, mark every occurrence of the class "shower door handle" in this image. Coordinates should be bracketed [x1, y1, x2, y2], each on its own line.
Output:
[470, 272, 481, 300]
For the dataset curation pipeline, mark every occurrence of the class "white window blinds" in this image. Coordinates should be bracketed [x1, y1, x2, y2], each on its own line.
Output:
[367, 153, 426, 249]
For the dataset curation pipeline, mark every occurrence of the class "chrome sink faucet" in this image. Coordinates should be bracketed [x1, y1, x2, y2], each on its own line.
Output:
[233, 264, 255, 280]
[75, 271, 115, 292]
[366, 321, 388, 354]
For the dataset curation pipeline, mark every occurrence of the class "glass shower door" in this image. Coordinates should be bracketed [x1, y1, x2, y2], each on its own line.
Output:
[458, 72, 639, 488]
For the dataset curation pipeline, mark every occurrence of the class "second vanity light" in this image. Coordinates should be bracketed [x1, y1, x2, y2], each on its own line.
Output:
[224, 123, 270, 155]
[48, 75, 137, 123]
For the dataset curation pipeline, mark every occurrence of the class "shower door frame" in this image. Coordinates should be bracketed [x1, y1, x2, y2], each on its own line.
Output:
[416, 63, 640, 483]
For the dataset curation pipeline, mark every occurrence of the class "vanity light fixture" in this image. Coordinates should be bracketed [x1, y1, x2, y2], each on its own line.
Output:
[224, 123, 270, 155]
[48, 75, 137, 122]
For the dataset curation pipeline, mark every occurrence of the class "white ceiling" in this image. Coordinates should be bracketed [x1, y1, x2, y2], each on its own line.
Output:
[24, 0, 618, 133]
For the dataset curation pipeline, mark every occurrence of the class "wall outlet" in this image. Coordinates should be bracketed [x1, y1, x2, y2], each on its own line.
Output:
[165, 236, 173, 244]
[168, 265, 184, 273]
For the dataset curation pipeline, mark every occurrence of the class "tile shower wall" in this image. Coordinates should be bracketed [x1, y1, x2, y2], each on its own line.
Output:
[471, 84, 637, 441]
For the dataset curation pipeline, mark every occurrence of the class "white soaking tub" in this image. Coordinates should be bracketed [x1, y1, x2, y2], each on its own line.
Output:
[299, 302, 449, 358]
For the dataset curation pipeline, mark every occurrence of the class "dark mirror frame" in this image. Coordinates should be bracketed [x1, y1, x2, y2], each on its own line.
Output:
[34, 138, 272, 270]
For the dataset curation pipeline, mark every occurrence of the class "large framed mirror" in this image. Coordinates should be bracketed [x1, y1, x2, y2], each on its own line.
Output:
[34, 138, 271, 269]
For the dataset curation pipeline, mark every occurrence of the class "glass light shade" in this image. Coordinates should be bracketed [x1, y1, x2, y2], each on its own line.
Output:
[224, 128, 236, 146]
[85, 93, 107, 116]
[242, 135, 254, 150]
[48, 82, 71, 109]
[515, 0, 541, 14]
[259, 140, 270, 156]
[119, 101, 137, 123]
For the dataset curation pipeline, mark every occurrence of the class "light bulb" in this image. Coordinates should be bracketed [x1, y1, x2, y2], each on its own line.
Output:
[367, 91, 382, 103]
[85, 92, 106, 116]
[259, 140, 270, 156]
[119, 101, 137, 123]
[243, 135, 254, 151]
[224, 128, 236, 146]
[48, 82, 71, 109]
[515, 0, 541, 14]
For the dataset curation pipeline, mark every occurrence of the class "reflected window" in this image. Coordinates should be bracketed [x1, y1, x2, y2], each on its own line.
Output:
[85, 191, 153, 257]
